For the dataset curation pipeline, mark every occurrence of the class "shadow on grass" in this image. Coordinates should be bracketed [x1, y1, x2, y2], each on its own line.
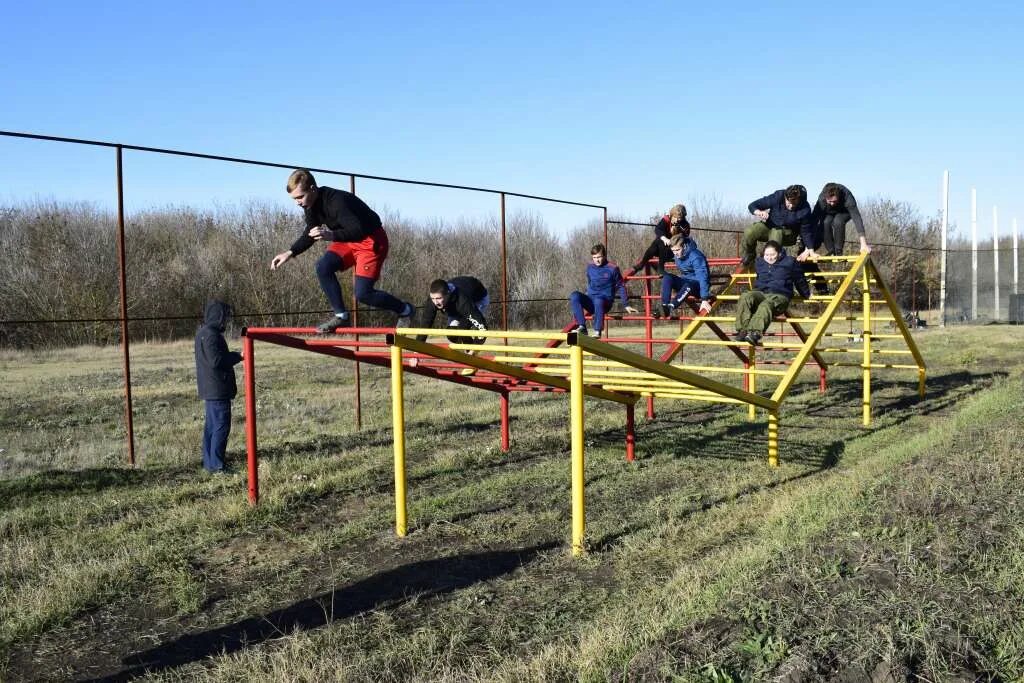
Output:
[0, 465, 198, 511]
[84, 543, 556, 682]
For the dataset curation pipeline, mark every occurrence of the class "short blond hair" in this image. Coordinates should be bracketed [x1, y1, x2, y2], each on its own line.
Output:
[287, 168, 317, 193]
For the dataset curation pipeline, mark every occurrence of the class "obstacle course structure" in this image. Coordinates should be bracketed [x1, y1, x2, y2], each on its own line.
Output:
[242, 253, 925, 555]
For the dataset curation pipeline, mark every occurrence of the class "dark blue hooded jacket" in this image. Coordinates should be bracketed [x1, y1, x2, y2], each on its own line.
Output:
[754, 252, 811, 299]
[195, 301, 242, 400]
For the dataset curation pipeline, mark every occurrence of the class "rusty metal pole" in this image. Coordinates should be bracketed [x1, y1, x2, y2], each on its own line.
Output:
[500, 192, 509, 330]
[603, 207, 608, 250]
[350, 174, 362, 430]
[115, 146, 137, 466]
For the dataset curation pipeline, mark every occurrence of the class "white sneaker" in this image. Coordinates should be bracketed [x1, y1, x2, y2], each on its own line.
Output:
[572, 325, 587, 334]
[590, 329, 603, 338]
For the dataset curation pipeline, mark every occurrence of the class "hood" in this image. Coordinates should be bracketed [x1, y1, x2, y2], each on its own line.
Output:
[204, 300, 232, 331]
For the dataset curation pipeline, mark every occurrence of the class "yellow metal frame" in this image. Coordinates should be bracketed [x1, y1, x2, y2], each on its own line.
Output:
[383, 255, 925, 555]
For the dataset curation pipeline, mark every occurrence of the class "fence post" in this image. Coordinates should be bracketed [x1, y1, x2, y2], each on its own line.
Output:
[115, 145, 137, 466]
[971, 189, 978, 320]
[500, 192, 509, 330]
[351, 174, 362, 430]
[994, 206, 1000, 321]
[939, 170, 948, 327]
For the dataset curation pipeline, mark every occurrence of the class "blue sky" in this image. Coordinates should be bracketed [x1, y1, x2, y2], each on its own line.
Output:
[2, 0, 1022, 242]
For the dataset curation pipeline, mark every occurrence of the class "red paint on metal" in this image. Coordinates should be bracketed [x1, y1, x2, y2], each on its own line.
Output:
[243, 335, 258, 505]
[500, 392, 510, 452]
[625, 403, 635, 462]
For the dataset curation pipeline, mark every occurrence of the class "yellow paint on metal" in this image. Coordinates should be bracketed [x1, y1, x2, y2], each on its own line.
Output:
[396, 328, 566, 341]
[768, 411, 779, 467]
[570, 344, 585, 556]
[862, 265, 872, 426]
[748, 346, 757, 421]
[390, 345, 408, 537]
[572, 334, 778, 410]
[867, 260, 927, 371]
[770, 253, 870, 404]
[449, 344, 574, 354]
[390, 334, 635, 405]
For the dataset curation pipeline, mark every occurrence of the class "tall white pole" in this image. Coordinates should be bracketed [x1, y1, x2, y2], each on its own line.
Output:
[971, 189, 978, 320]
[1013, 217, 1019, 296]
[993, 205, 1000, 321]
[939, 171, 948, 327]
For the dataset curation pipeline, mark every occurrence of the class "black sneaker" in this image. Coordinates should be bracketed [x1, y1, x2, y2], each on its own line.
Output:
[661, 304, 672, 318]
[735, 330, 749, 342]
[396, 303, 415, 328]
[317, 316, 350, 334]
[813, 281, 829, 296]
[748, 331, 762, 346]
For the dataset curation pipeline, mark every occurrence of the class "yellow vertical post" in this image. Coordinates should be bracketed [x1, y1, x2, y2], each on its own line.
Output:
[747, 346, 757, 421]
[767, 410, 779, 467]
[390, 345, 408, 536]
[862, 266, 872, 426]
[570, 344, 586, 556]
[918, 368, 926, 399]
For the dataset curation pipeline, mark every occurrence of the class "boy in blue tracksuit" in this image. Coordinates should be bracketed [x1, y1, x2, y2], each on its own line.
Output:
[734, 240, 811, 346]
[569, 244, 637, 337]
[194, 301, 243, 474]
[661, 234, 713, 318]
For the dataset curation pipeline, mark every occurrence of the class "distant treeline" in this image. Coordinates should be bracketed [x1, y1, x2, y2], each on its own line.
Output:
[0, 197, 940, 348]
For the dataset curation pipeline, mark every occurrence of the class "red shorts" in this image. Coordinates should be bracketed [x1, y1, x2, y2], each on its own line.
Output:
[327, 227, 389, 281]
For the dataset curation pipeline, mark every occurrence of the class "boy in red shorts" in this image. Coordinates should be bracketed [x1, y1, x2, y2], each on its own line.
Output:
[270, 169, 414, 332]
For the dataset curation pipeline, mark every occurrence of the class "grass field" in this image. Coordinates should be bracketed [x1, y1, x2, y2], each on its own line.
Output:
[1, 324, 1023, 681]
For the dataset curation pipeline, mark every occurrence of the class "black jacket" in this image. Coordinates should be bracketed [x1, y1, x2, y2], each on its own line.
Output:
[811, 183, 866, 236]
[748, 189, 815, 248]
[288, 187, 384, 257]
[195, 301, 242, 400]
[652, 213, 691, 241]
[754, 252, 811, 299]
[416, 276, 488, 341]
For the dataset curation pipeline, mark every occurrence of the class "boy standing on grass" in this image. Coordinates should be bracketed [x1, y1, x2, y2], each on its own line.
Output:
[194, 301, 242, 474]
[568, 244, 637, 338]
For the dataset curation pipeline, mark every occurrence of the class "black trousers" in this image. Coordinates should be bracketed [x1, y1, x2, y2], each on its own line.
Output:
[821, 213, 851, 255]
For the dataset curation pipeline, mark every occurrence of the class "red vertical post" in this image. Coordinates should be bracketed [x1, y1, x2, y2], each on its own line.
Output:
[625, 403, 636, 462]
[350, 175, 362, 430]
[644, 262, 653, 361]
[500, 192, 509, 330]
[500, 392, 510, 452]
[243, 334, 259, 505]
[819, 367, 827, 393]
[115, 146, 136, 467]
[644, 261, 655, 420]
